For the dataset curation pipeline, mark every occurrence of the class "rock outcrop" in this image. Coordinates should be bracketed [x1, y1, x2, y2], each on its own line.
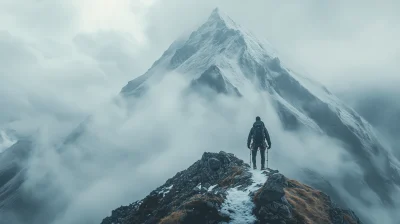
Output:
[253, 173, 362, 224]
[101, 151, 362, 224]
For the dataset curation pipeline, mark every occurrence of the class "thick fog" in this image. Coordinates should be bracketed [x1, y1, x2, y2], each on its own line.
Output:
[1, 0, 399, 224]
[18, 71, 397, 224]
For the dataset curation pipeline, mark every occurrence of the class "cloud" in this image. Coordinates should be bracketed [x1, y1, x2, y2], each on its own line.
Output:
[0, 0, 77, 40]
[0, 28, 148, 137]
[72, 0, 157, 44]
[0, 0, 162, 136]
[13, 71, 389, 224]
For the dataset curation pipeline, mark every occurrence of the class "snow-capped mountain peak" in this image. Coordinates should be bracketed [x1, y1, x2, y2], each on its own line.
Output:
[120, 8, 279, 97]
[207, 7, 237, 29]
[205, 7, 277, 59]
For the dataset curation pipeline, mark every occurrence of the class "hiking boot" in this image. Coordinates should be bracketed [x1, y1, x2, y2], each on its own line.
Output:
[261, 167, 265, 170]
[253, 165, 257, 170]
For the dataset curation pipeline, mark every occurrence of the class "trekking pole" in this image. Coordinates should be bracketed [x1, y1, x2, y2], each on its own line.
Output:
[250, 150, 252, 167]
[267, 148, 269, 169]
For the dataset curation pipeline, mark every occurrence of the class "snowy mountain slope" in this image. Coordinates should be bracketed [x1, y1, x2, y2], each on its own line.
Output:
[349, 93, 400, 160]
[0, 140, 43, 224]
[119, 7, 400, 216]
[121, 8, 276, 97]
[0, 136, 75, 224]
[0, 129, 17, 153]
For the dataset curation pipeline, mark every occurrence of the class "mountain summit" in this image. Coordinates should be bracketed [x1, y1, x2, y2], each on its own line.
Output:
[207, 7, 238, 28]
[120, 7, 277, 97]
[101, 151, 362, 224]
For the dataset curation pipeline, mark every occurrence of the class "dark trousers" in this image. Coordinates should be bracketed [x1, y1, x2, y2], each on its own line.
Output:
[251, 142, 266, 168]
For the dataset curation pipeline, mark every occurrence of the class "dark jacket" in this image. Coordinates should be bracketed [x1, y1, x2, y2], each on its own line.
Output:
[247, 120, 271, 147]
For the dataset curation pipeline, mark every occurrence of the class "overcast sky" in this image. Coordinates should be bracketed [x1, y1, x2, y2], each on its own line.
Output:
[1, 0, 399, 91]
[1, 0, 398, 134]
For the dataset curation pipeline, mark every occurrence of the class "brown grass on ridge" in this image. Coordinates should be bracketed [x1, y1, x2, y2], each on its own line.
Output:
[343, 214, 357, 224]
[183, 194, 224, 208]
[284, 179, 332, 224]
[219, 166, 243, 187]
[159, 210, 186, 224]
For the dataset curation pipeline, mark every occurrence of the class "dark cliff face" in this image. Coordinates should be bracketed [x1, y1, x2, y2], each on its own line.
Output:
[101, 151, 362, 224]
[190, 65, 242, 97]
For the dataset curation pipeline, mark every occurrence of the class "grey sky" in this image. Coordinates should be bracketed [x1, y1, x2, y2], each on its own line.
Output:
[1, 0, 399, 93]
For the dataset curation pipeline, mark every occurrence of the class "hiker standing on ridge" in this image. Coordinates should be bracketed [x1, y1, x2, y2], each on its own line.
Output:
[247, 116, 271, 170]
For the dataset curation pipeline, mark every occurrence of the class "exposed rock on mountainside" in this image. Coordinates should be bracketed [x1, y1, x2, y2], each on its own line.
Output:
[101, 151, 362, 224]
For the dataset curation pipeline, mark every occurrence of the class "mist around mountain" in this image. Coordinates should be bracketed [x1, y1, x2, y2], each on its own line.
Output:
[0, 7, 399, 224]
[340, 88, 400, 160]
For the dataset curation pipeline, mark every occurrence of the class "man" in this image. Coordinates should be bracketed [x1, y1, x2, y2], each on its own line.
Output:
[247, 116, 271, 170]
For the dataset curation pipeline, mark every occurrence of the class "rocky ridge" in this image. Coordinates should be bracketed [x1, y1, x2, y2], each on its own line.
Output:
[101, 151, 362, 224]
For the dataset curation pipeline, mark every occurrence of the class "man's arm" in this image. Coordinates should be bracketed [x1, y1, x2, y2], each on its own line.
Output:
[264, 126, 271, 148]
[247, 127, 253, 148]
